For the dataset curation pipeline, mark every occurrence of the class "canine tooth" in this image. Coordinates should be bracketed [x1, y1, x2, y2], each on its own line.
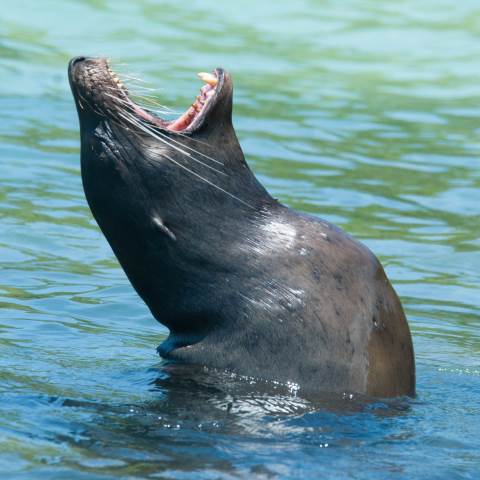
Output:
[197, 72, 218, 86]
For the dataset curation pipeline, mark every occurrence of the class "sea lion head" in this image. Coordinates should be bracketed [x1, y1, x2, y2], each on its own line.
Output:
[68, 57, 273, 341]
[67, 56, 265, 203]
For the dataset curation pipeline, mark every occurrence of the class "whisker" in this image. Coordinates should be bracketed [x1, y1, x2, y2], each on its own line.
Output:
[107, 61, 129, 68]
[103, 70, 219, 150]
[77, 91, 103, 116]
[103, 88, 173, 111]
[154, 129, 222, 165]
[103, 91, 135, 108]
[118, 111, 227, 176]
[120, 109, 222, 165]
[127, 85, 163, 92]
[104, 91, 174, 116]
[158, 151, 253, 209]
[76, 64, 251, 207]
[129, 94, 177, 113]
[118, 73, 149, 83]
[106, 92, 222, 163]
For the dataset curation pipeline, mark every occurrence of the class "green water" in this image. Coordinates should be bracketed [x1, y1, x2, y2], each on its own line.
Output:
[1, 1, 479, 478]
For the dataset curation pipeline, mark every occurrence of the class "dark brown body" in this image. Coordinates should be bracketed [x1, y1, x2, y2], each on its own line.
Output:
[68, 56, 415, 398]
[163, 207, 415, 397]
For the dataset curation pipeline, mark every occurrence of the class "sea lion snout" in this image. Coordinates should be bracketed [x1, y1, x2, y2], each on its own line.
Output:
[69, 56, 86, 68]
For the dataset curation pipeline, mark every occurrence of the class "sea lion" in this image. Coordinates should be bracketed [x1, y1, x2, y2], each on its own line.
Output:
[68, 56, 415, 398]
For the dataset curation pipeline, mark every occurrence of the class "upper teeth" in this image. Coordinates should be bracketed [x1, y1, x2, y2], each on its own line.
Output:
[107, 68, 124, 88]
[197, 72, 218, 86]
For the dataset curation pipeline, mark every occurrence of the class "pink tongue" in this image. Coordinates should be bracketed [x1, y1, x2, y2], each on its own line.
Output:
[132, 104, 156, 122]
[168, 106, 198, 131]
[168, 84, 214, 131]
[126, 75, 216, 132]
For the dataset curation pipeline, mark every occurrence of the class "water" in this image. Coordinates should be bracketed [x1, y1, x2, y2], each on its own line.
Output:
[1, 0, 479, 478]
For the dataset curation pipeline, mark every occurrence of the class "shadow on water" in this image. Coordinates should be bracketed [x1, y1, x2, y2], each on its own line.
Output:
[48, 363, 412, 478]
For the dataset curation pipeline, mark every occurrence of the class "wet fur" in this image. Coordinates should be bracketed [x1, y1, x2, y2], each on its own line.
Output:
[69, 57, 415, 397]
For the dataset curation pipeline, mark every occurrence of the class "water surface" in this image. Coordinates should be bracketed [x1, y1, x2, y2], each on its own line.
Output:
[1, 0, 479, 478]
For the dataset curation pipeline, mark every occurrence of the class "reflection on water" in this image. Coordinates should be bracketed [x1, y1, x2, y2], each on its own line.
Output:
[0, 0, 479, 478]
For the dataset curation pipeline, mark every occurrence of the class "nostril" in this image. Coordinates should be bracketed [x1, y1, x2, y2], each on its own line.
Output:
[70, 56, 86, 68]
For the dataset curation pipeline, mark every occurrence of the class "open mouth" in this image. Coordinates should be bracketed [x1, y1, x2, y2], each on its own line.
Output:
[68, 57, 221, 133]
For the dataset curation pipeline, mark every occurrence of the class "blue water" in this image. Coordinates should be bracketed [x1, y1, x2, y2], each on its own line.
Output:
[1, 1, 479, 478]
